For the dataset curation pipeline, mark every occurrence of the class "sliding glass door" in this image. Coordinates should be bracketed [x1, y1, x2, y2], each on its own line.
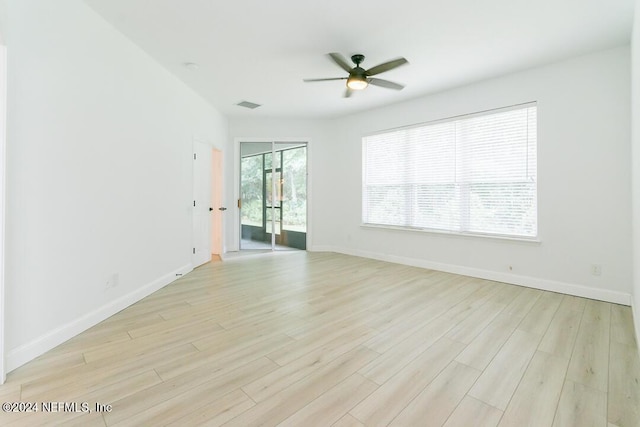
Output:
[240, 141, 307, 251]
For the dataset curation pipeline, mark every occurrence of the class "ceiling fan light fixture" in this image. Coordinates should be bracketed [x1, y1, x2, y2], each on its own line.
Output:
[347, 75, 368, 90]
[304, 52, 407, 96]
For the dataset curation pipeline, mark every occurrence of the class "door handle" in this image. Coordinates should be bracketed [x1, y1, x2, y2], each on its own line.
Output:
[218, 207, 227, 211]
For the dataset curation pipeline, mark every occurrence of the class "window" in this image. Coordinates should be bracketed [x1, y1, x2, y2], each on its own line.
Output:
[362, 103, 537, 239]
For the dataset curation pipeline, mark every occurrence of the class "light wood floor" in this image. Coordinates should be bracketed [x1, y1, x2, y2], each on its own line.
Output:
[1, 252, 639, 426]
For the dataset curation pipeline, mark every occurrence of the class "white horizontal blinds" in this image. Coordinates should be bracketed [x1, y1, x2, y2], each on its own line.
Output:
[362, 103, 537, 238]
[410, 122, 458, 230]
[363, 122, 457, 228]
[363, 129, 411, 226]
[457, 106, 537, 237]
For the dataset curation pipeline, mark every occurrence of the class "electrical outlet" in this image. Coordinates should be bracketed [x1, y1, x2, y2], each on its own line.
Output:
[590, 264, 602, 276]
[105, 273, 119, 290]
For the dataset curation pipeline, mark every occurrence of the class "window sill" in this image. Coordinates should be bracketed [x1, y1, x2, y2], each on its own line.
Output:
[360, 223, 541, 244]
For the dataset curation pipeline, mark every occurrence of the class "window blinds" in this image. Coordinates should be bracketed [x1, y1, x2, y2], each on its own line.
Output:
[362, 103, 537, 238]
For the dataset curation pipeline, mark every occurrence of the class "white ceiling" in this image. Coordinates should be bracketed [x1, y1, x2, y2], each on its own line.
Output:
[84, 0, 634, 119]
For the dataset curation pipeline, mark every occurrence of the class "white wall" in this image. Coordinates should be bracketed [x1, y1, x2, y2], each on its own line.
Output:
[3, 0, 227, 371]
[631, 0, 640, 347]
[320, 46, 632, 303]
[226, 118, 336, 252]
[0, 2, 6, 384]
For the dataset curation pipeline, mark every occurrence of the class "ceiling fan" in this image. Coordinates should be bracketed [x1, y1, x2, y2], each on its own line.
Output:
[303, 53, 408, 98]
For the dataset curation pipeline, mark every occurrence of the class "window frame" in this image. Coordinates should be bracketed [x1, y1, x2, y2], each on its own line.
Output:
[361, 102, 539, 242]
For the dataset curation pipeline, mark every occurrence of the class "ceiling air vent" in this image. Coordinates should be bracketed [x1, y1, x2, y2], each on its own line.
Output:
[236, 101, 261, 109]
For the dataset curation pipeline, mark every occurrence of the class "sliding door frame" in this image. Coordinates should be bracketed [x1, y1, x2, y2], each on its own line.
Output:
[234, 137, 312, 252]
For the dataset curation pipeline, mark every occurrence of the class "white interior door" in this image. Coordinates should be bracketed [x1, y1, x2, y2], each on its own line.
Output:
[192, 140, 212, 267]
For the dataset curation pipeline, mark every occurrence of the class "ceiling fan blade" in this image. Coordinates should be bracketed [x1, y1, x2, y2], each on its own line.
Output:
[303, 77, 347, 82]
[366, 57, 408, 76]
[328, 52, 353, 73]
[368, 78, 405, 90]
[344, 88, 353, 98]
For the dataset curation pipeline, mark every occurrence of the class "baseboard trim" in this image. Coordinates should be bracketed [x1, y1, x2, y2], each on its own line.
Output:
[6, 263, 193, 373]
[317, 246, 631, 306]
[307, 245, 334, 252]
[633, 300, 640, 355]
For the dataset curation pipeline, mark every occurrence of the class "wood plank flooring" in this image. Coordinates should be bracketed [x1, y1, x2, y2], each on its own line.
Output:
[1, 251, 639, 426]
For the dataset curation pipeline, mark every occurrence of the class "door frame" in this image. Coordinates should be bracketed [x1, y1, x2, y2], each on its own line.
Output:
[211, 148, 223, 257]
[233, 137, 312, 252]
[192, 138, 224, 266]
[192, 139, 212, 267]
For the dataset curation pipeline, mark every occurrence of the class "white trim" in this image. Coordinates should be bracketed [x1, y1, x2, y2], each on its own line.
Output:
[360, 223, 542, 244]
[312, 246, 631, 306]
[6, 263, 193, 372]
[633, 301, 640, 355]
[232, 138, 240, 252]
[192, 136, 213, 268]
[305, 140, 313, 250]
[363, 101, 538, 137]
[307, 245, 335, 252]
[214, 147, 226, 256]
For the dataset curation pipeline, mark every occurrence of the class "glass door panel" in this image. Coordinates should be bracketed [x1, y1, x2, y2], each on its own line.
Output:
[239, 141, 307, 251]
[240, 155, 263, 229]
[265, 169, 282, 236]
[282, 146, 307, 234]
[265, 206, 281, 235]
[240, 142, 270, 250]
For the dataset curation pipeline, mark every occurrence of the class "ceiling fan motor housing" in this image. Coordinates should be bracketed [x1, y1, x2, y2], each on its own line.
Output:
[351, 54, 365, 66]
[349, 66, 367, 79]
